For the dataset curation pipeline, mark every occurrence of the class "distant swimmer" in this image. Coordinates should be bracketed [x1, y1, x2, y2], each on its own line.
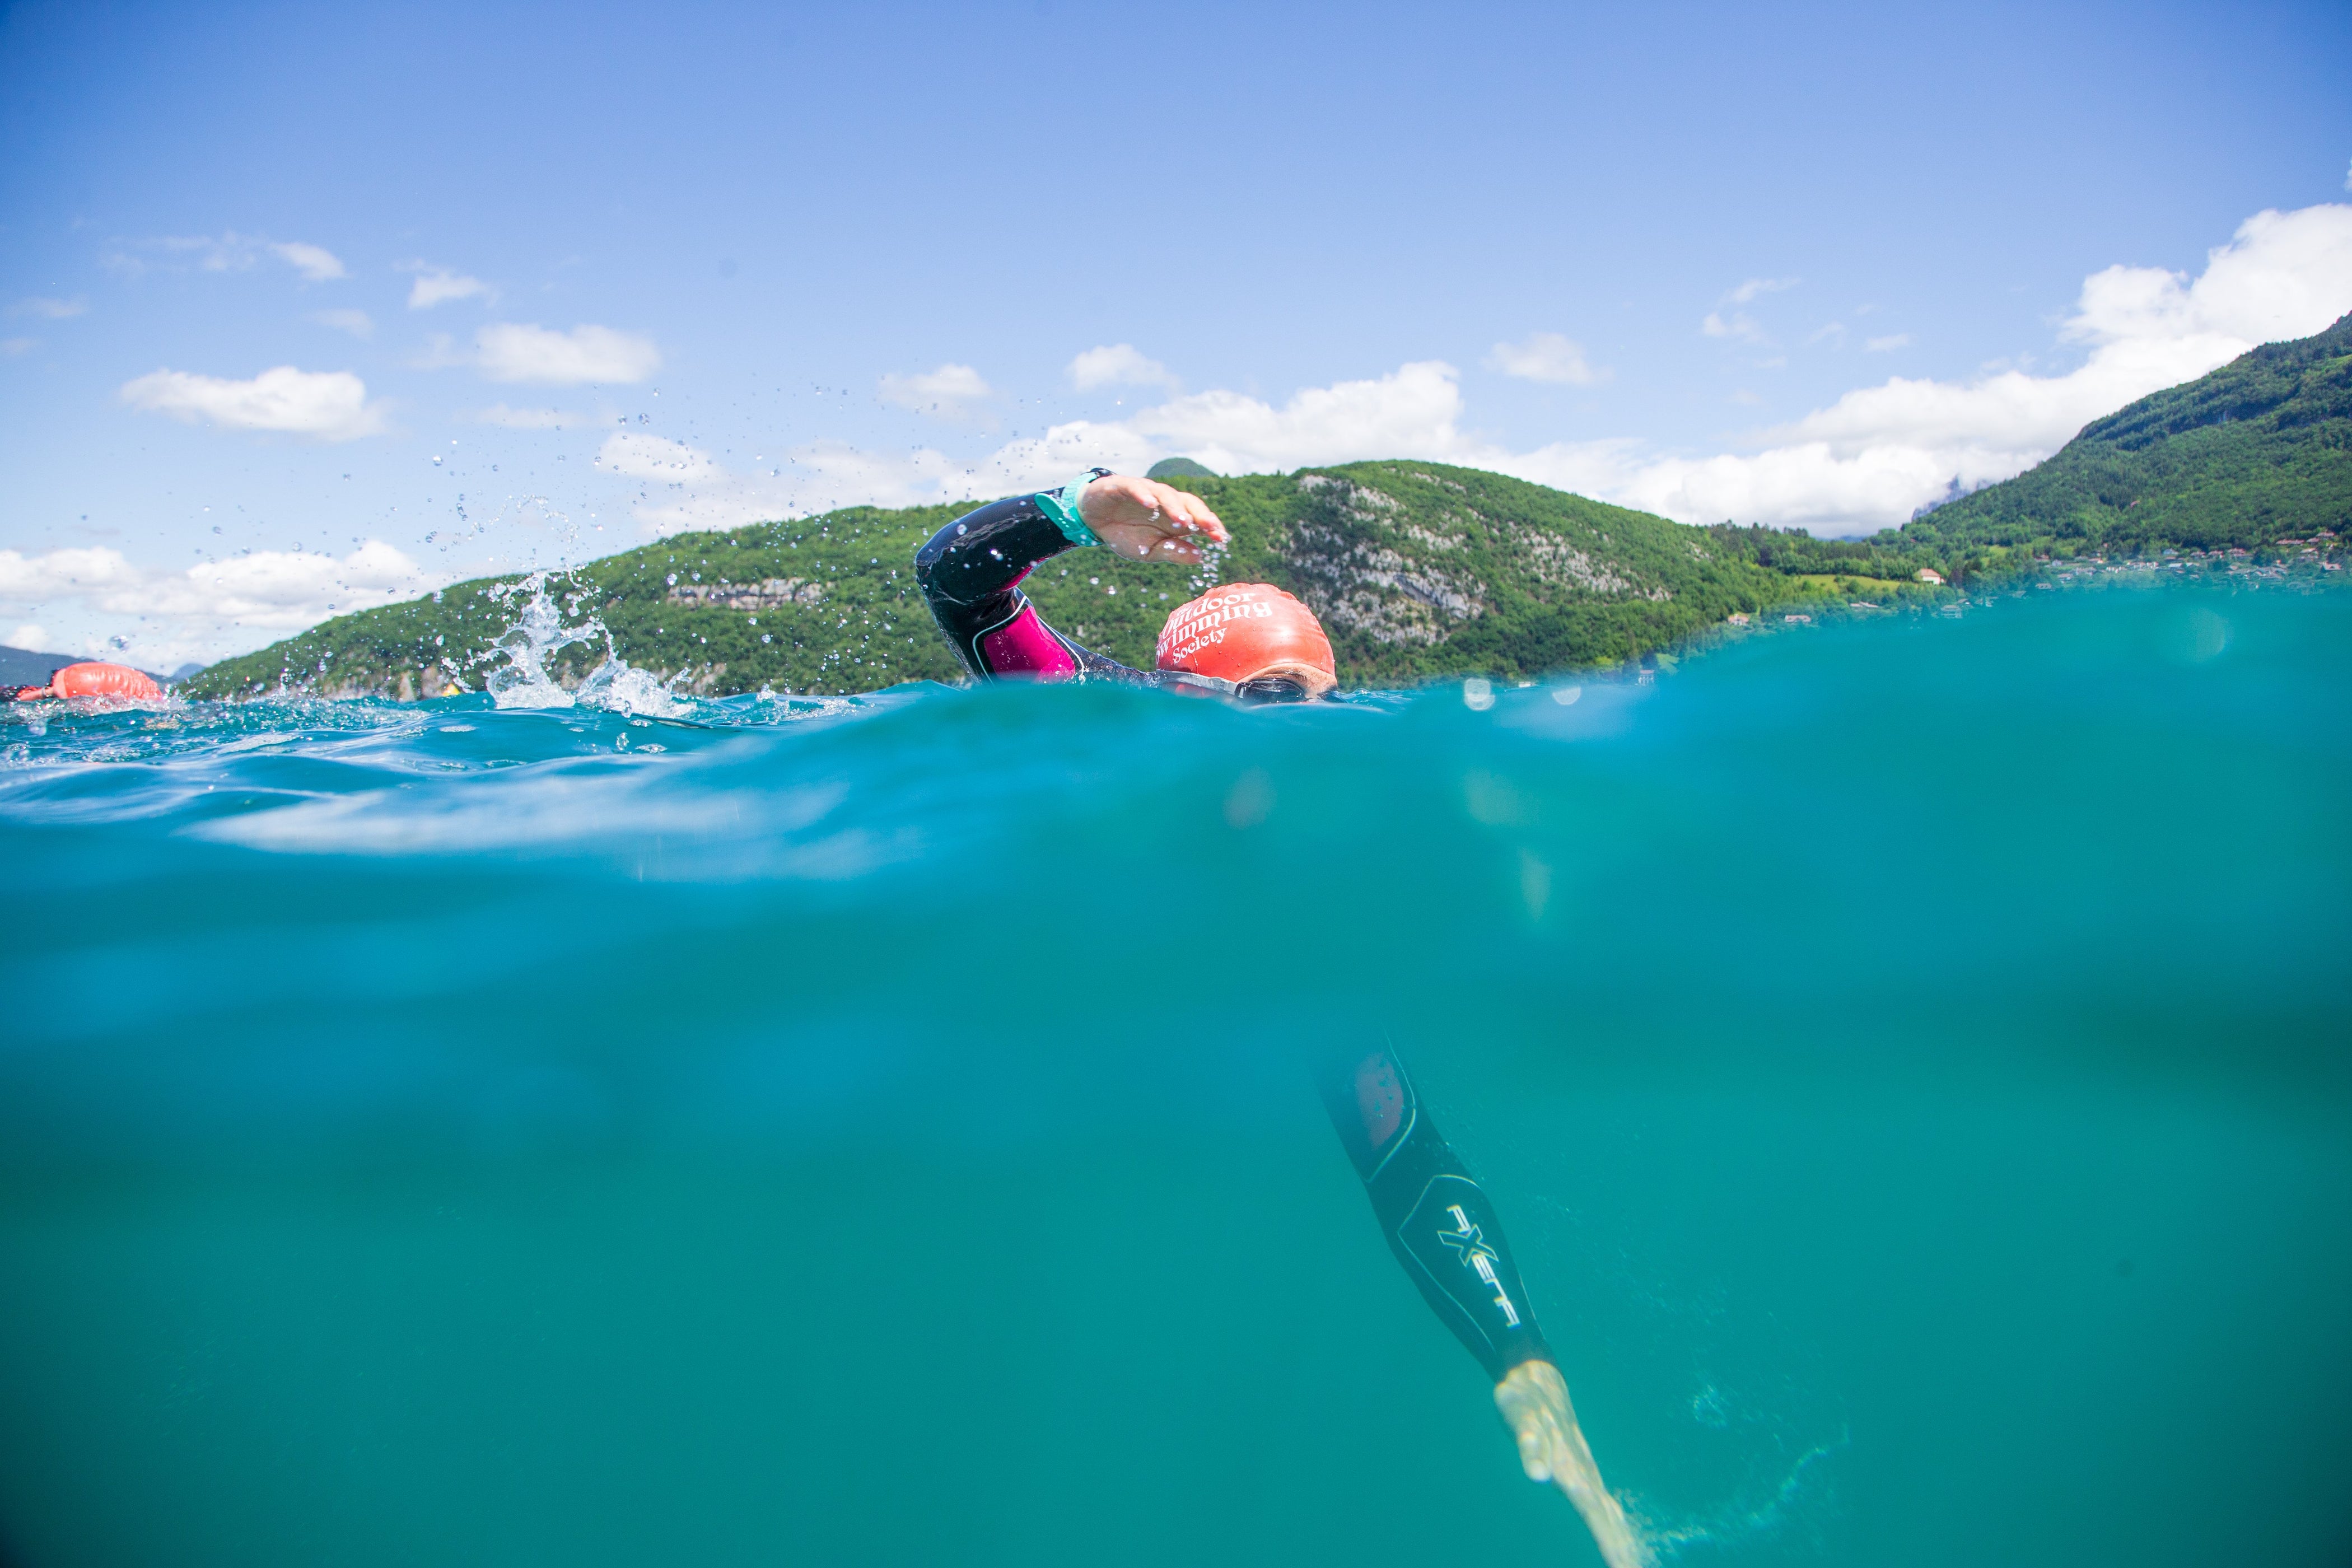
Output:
[2, 661, 164, 703]
[915, 473, 1649, 1566]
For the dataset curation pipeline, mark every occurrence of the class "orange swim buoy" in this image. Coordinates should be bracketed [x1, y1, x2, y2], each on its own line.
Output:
[19, 661, 165, 702]
[1155, 583, 1337, 696]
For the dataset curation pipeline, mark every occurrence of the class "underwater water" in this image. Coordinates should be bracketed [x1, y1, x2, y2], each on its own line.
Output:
[2, 585, 2348, 1567]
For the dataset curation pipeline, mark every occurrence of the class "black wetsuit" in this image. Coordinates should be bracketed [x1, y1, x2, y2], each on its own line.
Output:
[916, 491, 1556, 1383]
[913, 488, 1151, 684]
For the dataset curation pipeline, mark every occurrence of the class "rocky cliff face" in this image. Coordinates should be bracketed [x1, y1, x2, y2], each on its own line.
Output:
[1286, 474, 1490, 646]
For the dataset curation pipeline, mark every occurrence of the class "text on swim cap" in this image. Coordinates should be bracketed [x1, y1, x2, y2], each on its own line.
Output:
[1156, 594, 1273, 664]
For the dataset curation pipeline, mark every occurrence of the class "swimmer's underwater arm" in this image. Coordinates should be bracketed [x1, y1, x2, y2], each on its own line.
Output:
[1320, 1046, 1651, 1568]
[1316, 1047, 1551, 1380]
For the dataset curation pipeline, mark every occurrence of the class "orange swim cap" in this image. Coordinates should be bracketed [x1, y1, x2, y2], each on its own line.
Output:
[1155, 583, 1337, 696]
[49, 661, 163, 702]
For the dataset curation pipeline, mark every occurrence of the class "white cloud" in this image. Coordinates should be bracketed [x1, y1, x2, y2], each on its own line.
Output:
[1067, 344, 1179, 391]
[269, 241, 347, 282]
[598, 432, 724, 487]
[1485, 332, 1608, 385]
[472, 403, 590, 428]
[0, 541, 429, 669]
[1511, 203, 2352, 532]
[585, 363, 1480, 534]
[404, 264, 494, 309]
[11, 296, 86, 319]
[1726, 276, 1800, 305]
[119, 365, 386, 441]
[312, 308, 374, 338]
[584, 202, 2352, 543]
[107, 232, 346, 283]
[1, 338, 31, 357]
[1863, 333, 1911, 352]
[1702, 277, 1800, 345]
[586, 430, 979, 536]
[591, 431, 992, 535]
[878, 362, 995, 421]
[1702, 311, 1767, 344]
[8, 624, 50, 650]
[473, 323, 660, 385]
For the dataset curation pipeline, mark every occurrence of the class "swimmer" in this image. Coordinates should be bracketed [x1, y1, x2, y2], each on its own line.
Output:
[916, 473, 1649, 1566]
[2, 661, 164, 703]
[915, 468, 1335, 701]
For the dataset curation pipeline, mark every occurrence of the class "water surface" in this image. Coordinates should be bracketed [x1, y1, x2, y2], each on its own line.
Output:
[3, 586, 2347, 1566]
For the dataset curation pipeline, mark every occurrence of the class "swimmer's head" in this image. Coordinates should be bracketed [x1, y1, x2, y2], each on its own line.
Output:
[1155, 584, 1337, 702]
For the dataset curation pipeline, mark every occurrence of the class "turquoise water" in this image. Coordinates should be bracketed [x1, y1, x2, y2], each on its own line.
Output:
[2, 585, 2348, 1566]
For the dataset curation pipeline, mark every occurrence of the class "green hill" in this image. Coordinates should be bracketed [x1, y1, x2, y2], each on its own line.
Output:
[1893, 310, 2352, 560]
[185, 462, 1912, 700]
[1145, 456, 1219, 479]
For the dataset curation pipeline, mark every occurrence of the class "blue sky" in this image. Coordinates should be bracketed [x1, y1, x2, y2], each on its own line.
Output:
[3, 0, 2349, 668]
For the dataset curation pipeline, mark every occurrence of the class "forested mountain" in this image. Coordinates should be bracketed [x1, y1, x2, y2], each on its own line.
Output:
[183, 463, 1916, 699]
[1893, 310, 2351, 557]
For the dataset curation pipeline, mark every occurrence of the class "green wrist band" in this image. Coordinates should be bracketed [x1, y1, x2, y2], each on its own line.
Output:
[1037, 471, 1104, 547]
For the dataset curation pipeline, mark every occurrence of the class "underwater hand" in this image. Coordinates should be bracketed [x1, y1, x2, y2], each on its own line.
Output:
[1079, 474, 1230, 564]
[1493, 1359, 1651, 1568]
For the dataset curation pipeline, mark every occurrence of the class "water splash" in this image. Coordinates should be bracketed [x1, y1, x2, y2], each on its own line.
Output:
[576, 656, 693, 719]
[482, 572, 600, 709]
[480, 571, 693, 717]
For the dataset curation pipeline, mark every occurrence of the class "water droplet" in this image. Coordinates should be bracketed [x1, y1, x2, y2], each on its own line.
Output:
[432, 455, 444, 465]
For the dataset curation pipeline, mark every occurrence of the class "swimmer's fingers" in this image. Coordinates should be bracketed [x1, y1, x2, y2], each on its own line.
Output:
[1095, 522, 1207, 564]
[1150, 483, 1229, 545]
[1515, 1420, 1553, 1481]
[1080, 475, 1229, 547]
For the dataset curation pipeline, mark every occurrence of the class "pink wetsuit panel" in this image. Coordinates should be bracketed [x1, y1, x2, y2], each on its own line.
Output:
[979, 603, 1079, 678]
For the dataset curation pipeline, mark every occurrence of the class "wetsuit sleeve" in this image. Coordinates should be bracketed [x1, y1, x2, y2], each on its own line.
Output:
[913, 494, 1140, 683]
[1318, 1046, 1553, 1382]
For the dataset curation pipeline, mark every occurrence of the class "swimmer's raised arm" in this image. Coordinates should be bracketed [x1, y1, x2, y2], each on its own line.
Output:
[912, 472, 1227, 684]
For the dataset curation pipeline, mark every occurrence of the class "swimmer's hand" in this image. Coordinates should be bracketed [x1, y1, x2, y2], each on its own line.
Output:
[1078, 474, 1230, 564]
[1494, 1359, 1651, 1568]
